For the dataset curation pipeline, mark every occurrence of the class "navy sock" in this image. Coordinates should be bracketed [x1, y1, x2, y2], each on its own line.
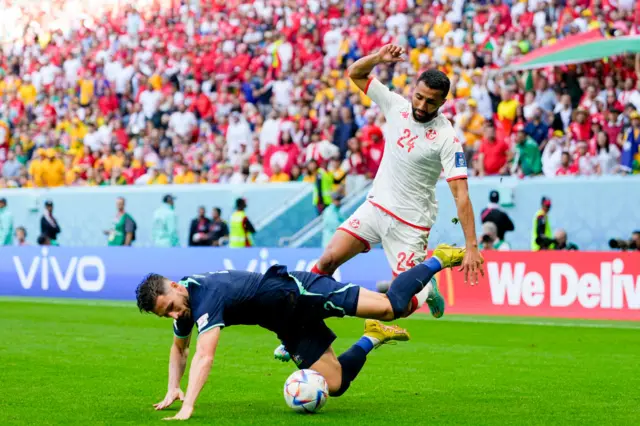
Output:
[330, 344, 368, 397]
[386, 259, 442, 318]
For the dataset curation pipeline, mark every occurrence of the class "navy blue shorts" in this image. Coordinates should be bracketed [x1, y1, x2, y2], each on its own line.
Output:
[275, 272, 360, 369]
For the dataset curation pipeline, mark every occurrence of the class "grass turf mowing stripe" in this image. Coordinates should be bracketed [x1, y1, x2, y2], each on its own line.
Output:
[1, 296, 638, 329]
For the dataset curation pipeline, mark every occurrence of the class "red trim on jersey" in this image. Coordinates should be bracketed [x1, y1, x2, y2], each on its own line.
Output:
[363, 77, 374, 95]
[446, 175, 468, 182]
[337, 227, 371, 252]
[368, 201, 431, 232]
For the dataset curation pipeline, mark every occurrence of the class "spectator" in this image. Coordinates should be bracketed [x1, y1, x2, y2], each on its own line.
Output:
[476, 125, 510, 176]
[553, 229, 579, 251]
[480, 222, 511, 251]
[41, 200, 61, 245]
[574, 141, 597, 175]
[333, 107, 359, 159]
[322, 193, 345, 248]
[169, 102, 198, 140]
[553, 94, 574, 132]
[542, 132, 565, 177]
[2, 150, 21, 179]
[0, 197, 13, 246]
[105, 197, 136, 246]
[209, 207, 230, 247]
[152, 194, 179, 248]
[189, 206, 212, 247]
[42, 149, 65, 187]
[480, 190, 514, 241]
[28, 149, 47, 188]
[620, 111, 640, 174]
[594, 132, 621, 175]
[524, 108, 550, 147]
[270, 164, 291, 183]
[532, 197, 553, 251]
[37, 234, 53, 246]
[308, 159, 334, 215]
[14, 226, 28, 246]
[513, 128, 542, 176]
[556, 151, 579, 176]
[460, 99, 485, 158]
[229, 198, 255, 248]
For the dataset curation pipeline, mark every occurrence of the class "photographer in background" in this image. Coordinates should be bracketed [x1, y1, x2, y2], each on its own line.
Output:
[552, 229, 579, 251]
[480, 222, 511, 251]
[481, 190, 514, 241]
[609, 231, 640, 251]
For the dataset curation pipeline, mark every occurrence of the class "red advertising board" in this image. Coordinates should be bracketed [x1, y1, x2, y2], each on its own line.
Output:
[423, 251, 640, 321]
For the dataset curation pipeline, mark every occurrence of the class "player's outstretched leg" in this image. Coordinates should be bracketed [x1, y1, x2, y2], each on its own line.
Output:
[309, 321, 409, 397]
[312, 229, 368, 275]
[386, 244, 464, 319]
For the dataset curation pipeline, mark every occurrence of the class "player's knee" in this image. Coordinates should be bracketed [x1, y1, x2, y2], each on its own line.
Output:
[380, 296, 396, 321]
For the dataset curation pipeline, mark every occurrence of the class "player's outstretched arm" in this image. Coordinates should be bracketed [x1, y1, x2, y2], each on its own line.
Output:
[164, 327, 221, 421]
[448, 179, 485, 285]
[154, 335, 191, 411]
[347, 44, 404, 92]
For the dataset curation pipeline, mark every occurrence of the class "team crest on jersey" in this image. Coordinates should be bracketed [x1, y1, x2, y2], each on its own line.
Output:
[401, 111, 409, 119]
[426, 128, 437, 140]
[453, 137, 461, 144]
[196, 314, 209, 332]
[349, 218, 361, 229]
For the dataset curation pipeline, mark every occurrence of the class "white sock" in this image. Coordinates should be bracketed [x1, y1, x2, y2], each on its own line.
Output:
[414, 280, 434, 308]
[363, 335, 381, 348]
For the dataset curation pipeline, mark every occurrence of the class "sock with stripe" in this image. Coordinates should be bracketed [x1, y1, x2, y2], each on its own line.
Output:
[386, 258, 442, 318]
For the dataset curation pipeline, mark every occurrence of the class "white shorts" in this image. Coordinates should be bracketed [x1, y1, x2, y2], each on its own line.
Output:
[338, 201, 431, 276]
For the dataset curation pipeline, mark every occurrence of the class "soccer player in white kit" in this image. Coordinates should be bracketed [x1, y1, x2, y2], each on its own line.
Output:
[275, 44, 484, 361]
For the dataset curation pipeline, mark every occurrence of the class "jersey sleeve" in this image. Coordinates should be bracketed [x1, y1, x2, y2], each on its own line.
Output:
[440, 136, 469, 181]
[192, 289, 226, 335]
[364, 78, 405, 116]
[173, 317, 194, 339]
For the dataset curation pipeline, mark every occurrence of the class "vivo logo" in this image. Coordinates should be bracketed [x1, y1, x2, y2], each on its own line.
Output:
[222, 248, 342, 282]
[12, 248, 106, 292]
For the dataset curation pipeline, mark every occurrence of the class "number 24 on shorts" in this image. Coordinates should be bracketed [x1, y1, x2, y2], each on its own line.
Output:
[396, 129, 417, 153]
[396, 252, 416, 272]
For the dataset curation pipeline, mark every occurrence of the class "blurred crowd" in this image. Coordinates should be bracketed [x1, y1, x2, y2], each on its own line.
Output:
[1, 0, 640, 191]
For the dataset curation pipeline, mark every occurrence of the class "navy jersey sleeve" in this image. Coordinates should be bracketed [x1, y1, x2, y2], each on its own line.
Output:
[173, 317, 194, 339]
[187, 273, 229, 335]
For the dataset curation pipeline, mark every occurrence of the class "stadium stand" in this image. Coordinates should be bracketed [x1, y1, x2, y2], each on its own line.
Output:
[1, 0, 640, 191]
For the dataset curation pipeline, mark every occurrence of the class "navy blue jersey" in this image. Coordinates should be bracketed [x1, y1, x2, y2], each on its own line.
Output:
[173, 265, 301, 337]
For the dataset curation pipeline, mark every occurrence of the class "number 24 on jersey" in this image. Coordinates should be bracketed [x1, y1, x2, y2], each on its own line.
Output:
[396, 129, 417, 153]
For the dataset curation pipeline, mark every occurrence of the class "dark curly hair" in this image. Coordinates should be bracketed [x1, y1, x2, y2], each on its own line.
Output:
[135, 273, 169, 313]
[416, 69, 451, 98]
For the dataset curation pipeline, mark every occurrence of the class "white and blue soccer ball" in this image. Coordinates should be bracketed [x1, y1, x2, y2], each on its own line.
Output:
[283, 369, 329, 413]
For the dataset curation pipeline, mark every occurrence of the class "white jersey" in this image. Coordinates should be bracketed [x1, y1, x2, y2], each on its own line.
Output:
[364, 78, 468, 231]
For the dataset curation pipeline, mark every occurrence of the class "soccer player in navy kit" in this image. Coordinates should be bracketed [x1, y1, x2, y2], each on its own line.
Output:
[136, 245, 465, 420]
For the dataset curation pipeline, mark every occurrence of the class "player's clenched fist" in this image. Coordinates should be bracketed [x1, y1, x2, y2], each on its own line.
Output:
[154, 388, 184, 411]
[376, 44, 405, 63]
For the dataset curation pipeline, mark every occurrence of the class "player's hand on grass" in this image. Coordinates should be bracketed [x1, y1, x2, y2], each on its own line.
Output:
[459, 246, 485, 286]
[154, 388, 185, 411]
[376, 44, 405, 64]
[163, 405, 193, 421]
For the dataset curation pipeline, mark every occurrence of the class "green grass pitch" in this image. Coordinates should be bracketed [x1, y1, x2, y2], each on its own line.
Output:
[1, 297, 639, 425]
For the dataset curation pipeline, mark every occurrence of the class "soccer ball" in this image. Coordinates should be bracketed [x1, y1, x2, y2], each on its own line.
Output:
[283, 369, 329, 413]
